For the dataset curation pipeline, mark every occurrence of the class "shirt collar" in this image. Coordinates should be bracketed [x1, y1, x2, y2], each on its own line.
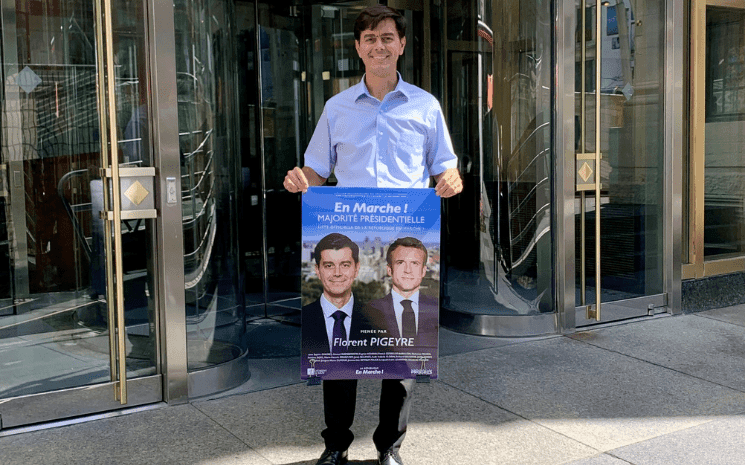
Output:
[320, 293, 355, 319]
[391, 288, 419, 308]
[355, 72, 409, 103]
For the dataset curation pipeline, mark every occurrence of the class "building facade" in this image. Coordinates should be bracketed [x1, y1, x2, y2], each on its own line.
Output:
[0, 0, 741, 431]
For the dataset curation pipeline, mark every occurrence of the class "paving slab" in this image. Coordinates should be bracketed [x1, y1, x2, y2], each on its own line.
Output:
[565, 454, 630, 465]
[568, 314, 745, 391]
[0, 404, 271, 465]
[200, 357, 303, 400]
[194, 379, 600, 465]
[201, 328, 551, 402]
[193, 381, 334, 464]
[609, 414, 745, 465]
[697, 304, 745, 328]
[440, 327, 557, 357]
[439, 336, 745, 452]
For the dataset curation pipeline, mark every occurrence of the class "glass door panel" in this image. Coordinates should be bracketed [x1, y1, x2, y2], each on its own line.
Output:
[0, 0, 160, 429]
[440, 0, 555, 321]
[172, 0, 246, 373]
[574, 0, 665, 324]
[230, 1, 428, 359]
[243, 1, 425, 321]
[257, 2, 369, 324]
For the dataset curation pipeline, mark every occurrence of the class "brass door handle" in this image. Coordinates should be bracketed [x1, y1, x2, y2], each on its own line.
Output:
[94, 0, 128, 404]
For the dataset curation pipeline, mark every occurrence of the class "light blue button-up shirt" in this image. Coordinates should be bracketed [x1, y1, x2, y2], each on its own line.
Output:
[304, 74, 458, 188]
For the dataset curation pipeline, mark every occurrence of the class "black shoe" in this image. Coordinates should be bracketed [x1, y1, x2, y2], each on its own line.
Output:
[378, 449, 404, 465]
[316, 448, 348, 465]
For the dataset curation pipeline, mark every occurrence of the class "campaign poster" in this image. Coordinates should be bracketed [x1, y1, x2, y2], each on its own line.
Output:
[301, 187, 440, 380]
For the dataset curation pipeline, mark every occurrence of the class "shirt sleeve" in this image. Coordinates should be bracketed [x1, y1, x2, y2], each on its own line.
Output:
[426, 101, 459, 176]
[303, 106, 334, 179]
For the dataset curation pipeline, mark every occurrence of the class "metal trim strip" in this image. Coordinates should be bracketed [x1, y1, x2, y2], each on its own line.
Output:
[440, 308, 558, 338]
[704, 257, 745, 276]
[108, 210, 158, 220]
[706, 0, 745, 7]
[666, 0, 684, 314]
[575, 294, 668, 327]
[106, 167, 157, 178]
[148, 0, 189, 404]
[187, 350, 251, 399]
[556, 0, 577, 332]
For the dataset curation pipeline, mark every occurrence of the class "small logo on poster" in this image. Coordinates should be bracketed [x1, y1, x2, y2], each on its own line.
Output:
[411, 368, 433, 375]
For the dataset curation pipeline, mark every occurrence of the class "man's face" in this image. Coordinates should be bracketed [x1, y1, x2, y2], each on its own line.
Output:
[315, 248, 360, 300]
[355, 18, 406, 78]
[388, 246, 427, 295]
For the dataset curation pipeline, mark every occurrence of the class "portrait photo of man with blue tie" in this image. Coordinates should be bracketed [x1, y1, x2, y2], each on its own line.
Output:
[301, 233, 372, 356]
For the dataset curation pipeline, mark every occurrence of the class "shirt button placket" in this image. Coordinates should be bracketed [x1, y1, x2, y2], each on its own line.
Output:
[377, 109, 384, 187]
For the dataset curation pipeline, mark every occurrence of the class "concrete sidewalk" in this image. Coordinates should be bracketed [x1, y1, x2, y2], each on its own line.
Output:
[2, 306, 745, 465]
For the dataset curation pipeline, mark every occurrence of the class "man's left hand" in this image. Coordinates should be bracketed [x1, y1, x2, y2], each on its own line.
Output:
[434, 168, 463, 198]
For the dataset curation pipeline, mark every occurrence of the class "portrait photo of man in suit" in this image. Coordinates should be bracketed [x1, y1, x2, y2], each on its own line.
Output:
[365, 237, 438, 352]
[302, 233, 371, 356]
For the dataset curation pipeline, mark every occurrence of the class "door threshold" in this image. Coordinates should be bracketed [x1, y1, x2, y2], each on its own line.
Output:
[574, 311, 673, 332]
[0, 402, 165, 438]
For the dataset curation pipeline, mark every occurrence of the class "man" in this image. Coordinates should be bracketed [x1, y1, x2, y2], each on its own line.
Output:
[302, 233, 369, 356]
[284, 6, 462, 465]
[365, 237, 438, 352]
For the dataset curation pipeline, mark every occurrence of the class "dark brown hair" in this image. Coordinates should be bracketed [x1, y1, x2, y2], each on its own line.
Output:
[314, 233, 360, 265]
[354, 5, 406, 42]
[386, 237, 427, 267]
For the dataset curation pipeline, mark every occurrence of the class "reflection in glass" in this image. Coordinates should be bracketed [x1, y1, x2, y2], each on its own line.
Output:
[173, 0, 245, 370]
[252, 3, 425, 322]
[235, 3, 429, 362]
[441, 0, 554, 316]
[254, 3, 384, 320]
[575, 0, 664, 305]
[0, 0, 156, 399]
[235, 2, 264, 310]
[704, 7, 745, 259]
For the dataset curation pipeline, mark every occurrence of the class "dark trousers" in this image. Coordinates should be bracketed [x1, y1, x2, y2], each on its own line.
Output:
[322, 378, 416, 453]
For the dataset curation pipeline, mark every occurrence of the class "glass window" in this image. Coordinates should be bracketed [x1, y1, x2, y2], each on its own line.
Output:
[704, 7, 745, 260]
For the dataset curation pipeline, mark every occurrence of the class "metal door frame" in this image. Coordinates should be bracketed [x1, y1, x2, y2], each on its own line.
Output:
[0, 0, 189, 432]
[555, 0, 683, 333]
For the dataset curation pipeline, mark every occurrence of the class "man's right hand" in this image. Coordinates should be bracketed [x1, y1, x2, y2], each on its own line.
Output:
[284, 167, 311, 193]
[283, 166, 327, 193]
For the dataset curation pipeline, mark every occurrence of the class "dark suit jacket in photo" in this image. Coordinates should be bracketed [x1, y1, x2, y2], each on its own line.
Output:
[364, 292, 439, 351]
[301, 295, 372, 356]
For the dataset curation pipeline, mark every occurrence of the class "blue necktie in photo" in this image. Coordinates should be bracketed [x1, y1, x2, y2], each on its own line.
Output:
[331, 310, 348, 353]
[401, 299, 416, 340]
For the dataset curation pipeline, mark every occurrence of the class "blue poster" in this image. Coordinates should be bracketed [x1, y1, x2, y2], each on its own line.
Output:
[301, 187, 440, 380]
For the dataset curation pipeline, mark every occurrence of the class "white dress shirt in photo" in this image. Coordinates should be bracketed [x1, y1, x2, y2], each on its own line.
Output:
[320, 293, 354, 351]
[391, 289, 419, 337]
